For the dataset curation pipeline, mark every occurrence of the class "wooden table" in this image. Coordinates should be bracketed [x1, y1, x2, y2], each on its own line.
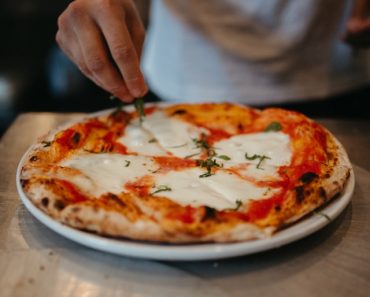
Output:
[1, 113, 369, 297]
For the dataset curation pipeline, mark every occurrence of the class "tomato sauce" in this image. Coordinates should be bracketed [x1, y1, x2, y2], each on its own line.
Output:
[153, 156, 196, 172]
[144, 106, 157, 116]
[168, 206, 197, 224]
[83, 119, 107, 131]
[244, 191, 285, 222]
[56, 179, 88, 203]
[125, 175, 154, 197]
[55, 129, 79, 148]
[111, 143, 129, 154]
[206, 128, 231, 144]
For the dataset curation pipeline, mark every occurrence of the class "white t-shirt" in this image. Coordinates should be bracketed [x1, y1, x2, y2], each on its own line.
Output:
[142, 0, 370, 105]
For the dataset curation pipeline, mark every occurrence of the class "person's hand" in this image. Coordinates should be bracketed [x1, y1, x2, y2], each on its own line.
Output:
[343, 18, 370, 48]
[56, 0, 148, 102]
[343, 0, 370, 48]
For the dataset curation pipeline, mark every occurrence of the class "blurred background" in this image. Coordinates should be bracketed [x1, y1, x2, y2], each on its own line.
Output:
[0, 0, 150, 136]
[0, 0, 368, 136]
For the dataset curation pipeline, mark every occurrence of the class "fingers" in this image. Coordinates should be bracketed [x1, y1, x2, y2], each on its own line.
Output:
[93, 3, 148, 97]
[56, 25, 105, 90]
[343, 18, 370, 48]
[125, 2, 146, 59]
[56, 0, 148, 102]
[71, 14, 134, 101]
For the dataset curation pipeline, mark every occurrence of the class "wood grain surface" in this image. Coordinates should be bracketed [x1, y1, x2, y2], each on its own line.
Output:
[0, 113, 369, 297]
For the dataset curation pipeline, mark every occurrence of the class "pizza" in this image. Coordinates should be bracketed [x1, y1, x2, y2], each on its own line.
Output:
[19, 102, 351, 243]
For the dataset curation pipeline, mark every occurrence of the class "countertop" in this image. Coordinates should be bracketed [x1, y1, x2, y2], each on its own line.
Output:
[1, 113, 369, 297]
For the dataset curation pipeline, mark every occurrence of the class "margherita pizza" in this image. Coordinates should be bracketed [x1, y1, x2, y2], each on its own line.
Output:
[19, 103, 351, 243]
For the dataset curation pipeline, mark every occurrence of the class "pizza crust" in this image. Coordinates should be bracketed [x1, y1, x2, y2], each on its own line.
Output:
[282, 132, 351, 227]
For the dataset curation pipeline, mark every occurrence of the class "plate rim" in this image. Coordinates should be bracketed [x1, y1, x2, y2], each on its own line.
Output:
[15, 107, 355, 261]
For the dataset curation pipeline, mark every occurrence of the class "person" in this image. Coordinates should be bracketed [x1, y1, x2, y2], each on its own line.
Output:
[56, 0, 370, 106]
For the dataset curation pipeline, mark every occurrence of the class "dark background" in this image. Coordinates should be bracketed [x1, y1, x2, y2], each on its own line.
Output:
[0, 0, 369, 136]
[0, 0, 120, 136]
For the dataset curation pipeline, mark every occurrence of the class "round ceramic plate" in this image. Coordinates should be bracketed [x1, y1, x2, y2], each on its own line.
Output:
[16, 108, 355, 261]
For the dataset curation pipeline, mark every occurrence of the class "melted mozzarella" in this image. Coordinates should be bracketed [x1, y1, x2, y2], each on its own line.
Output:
[60, 153, 274, 210]
[142, 110, 207, 158]
[61, 153, 156, 196]
[200, 171, 277, 204]
[153, 168, 229, 209]
[153, 168, 273, 210]
[57, 114, 291, 211]
[215, 132, 292, 167]
[117, 119, 167, 156]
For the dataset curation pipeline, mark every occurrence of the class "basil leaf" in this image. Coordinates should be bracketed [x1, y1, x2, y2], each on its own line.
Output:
[134, 97, 145, 122]
[199, 172, 213, 178]
[152, 185, 172, 195]
[217, 155, 231, 161]
[41, 141, 52, 147]
[245, 153, 271, 169]
[233, 200, 242, 211]
[264, 121, 282, 132]
[245, 153, 260, 161]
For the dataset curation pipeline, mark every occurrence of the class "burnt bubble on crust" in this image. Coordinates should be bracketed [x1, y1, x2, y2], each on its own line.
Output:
[54, 199, 66, 211]
[29, 156, 39, 162]
[300, 172, 319, 184]
[20, 179, 29, 188]
[295, 186, 305, 203]
[202, 206, 217, 221]
[171, 109, 187, 116]
[72, 132, 81, 145]
[41, 197, 49, 207]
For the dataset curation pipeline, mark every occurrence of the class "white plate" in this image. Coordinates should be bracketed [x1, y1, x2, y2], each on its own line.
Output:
[16, 109, 355, 261]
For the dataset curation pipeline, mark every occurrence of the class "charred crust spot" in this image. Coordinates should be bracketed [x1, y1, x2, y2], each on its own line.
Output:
[41, 197, 49, 207]
[202, 206, 216, 221]
[171, 109, 187, 116]
[237, 123, 244, 131]
[319, 187, 327, 200]
[20, 179, 29, 187]
[295, 186, 305, 203]
[324, 173, 331, 179]
[274, 205, 281, 212]
[108, 193, 126, 207]
[300, 172, 318, 184]
[72, 132, 81, 144]
[41, 179, 52, 185]
[54, 199, 66, 210]
[29, 156, 39, 162]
